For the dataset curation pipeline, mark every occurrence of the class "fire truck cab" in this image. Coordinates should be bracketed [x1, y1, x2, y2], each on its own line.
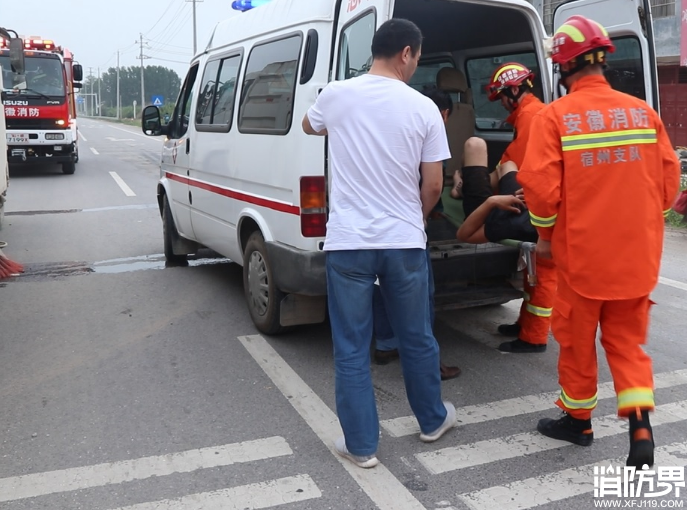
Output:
[1, 37, 83, 175]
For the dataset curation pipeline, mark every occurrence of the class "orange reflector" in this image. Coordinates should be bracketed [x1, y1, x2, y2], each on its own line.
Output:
[300, 176, 325, 208]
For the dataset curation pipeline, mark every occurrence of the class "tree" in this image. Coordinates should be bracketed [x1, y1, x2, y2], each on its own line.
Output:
[99, 65, 181, 112]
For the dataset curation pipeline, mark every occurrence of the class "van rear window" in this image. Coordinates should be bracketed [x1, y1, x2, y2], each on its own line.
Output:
[466, 53, 541, 131]
[238, 34, 302, 135]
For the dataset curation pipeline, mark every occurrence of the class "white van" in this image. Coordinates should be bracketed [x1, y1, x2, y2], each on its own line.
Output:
[142, 0, 658, 334]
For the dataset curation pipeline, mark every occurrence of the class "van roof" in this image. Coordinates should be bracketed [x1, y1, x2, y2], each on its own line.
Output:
[204, 0, 335, 53]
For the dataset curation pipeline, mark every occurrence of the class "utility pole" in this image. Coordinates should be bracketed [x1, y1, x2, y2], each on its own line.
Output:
[116, 50, 120, 120]
[88, 67, 94, 117]
[186, 0, 204, 54]
[139, 33, 145, 118]
[97, 67, 101, 117]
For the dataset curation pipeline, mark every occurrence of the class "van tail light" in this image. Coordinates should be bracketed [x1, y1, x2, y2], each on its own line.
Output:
[300, 176, 326, 237]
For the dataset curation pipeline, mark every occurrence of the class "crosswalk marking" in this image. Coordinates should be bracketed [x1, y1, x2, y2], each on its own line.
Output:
[109, 474, 321, 510]
[239, 334, 427, 510]
[659, 276, 687, 292]
[457, 441, 687, 510]
[0, 436, 292, 503]
[381, 369, 687, 437]
[417, 400, 687, 475]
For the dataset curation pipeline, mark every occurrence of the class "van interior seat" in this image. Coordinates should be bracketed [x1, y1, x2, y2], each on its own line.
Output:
[436, 67, 476, 178]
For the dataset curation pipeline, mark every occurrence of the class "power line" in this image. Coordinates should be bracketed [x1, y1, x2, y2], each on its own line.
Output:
[144, 38, 191, 50]
[153, 4, 191, 51]
[148, 2, 187, 42]
[144, 0, 177, 36]
[146, 56, 190, 64]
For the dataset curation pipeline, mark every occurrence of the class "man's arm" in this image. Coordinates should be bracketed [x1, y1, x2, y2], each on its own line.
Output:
[457, 195, 525, 243]
[302, 113, 328, 136]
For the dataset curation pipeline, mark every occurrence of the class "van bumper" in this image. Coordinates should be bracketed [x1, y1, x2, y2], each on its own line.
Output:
[266, 242, 326, 296]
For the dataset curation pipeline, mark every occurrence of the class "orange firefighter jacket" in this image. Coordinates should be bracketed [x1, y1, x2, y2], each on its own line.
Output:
[518, 75, 680, 300]
[500, 93, 545, 168]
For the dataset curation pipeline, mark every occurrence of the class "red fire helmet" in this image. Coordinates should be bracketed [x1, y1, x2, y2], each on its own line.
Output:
[551, 15, 615, 66]
[486, 62, 535, 102]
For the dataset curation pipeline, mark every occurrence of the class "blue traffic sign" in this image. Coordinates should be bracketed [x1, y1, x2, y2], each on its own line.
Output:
[77, 96, 84, 104]
[151, 95, 164, 107]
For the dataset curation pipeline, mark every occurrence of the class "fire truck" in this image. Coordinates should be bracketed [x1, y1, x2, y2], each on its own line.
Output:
[0, 27, 23, 227]
[1, 36, 83, 175]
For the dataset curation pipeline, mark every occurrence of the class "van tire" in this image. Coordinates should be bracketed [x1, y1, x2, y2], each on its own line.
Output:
[162, 195, 188, 264]
[62, 161, 76, 174]
[243, 231, 285, 335]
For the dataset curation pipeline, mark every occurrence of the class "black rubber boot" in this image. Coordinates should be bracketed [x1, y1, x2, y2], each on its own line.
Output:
[537, 413, 594, 446]
[627, 409, 654, 469]
[497, 323, 521, 337]
[498, 338, 547, 353]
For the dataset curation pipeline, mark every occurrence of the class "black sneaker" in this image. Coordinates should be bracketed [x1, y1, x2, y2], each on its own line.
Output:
[627, 409, 654, 469]
[498, 338, 547, 353]
[497, 323, 521, 337]
[537, 413, 594, 446]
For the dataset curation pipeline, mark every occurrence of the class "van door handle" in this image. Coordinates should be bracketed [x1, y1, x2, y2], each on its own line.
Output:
[186, 138, 190, 154]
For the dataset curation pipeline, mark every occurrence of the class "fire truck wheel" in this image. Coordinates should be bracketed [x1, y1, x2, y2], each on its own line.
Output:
[243, 231, 286, 335]
[162, 195, 188, 265]
[62, 161, 76, 175]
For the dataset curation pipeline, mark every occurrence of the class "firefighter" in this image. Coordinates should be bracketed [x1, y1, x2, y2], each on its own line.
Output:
[517, 15, 681, 468]
[481, 62, 556, 354]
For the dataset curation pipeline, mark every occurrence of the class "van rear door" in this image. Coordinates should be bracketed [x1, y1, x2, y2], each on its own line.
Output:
[332, 0, 391, 81]
[553, 0, 659, 110]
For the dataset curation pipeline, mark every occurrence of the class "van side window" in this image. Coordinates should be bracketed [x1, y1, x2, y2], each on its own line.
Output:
[214, 55, 242, 126]
[605, 37, 645, 101]
[195, 54, 242, 131]
[238, 34, 302, 134]
[170, 64, 199, 139]
[337, 11, 375, 80]
[466, 53, 541, 131]
[196, 60, 221, 125]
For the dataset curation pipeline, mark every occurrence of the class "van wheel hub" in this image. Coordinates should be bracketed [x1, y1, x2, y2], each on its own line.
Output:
[248, 251, 269, 316]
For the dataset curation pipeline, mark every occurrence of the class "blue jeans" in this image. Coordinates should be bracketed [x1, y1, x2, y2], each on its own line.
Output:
[326, 249, 447, 456]
[374, 246, 435, 350]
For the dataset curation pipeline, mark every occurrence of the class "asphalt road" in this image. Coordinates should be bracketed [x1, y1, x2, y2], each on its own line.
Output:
[1, 118, 686, 510]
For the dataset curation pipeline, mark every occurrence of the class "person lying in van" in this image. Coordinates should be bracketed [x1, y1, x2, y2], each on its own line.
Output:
[455, 62, 555, 355]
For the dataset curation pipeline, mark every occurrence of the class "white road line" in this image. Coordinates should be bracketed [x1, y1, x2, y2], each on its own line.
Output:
[381, 369, 687, 437]
[417, 400, 687, 475]
[659, 276, 687, 292]
[108, 123, 164, 141]
[109, 171, 137, 197]
[238, 334, 427, 510]
[457, 441, 687, 510]
[90, 147, 99, 155]
[0, 436, 292, 503]
[78, 131, 88, 142]
[110, 474, 320, 510]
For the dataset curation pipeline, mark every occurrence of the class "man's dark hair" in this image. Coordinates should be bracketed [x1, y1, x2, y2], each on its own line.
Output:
[371, 19, 423, 59]
[422, 85, 453, 117]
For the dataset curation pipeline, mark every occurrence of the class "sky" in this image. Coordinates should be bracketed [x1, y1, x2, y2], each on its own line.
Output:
[1, 0, 243, 79]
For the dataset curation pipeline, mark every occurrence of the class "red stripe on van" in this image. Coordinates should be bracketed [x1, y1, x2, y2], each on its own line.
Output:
[166, 172, 300, 215]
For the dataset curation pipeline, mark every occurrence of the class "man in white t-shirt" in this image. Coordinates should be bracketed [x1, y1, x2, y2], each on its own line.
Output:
[302, 18, 456, 469]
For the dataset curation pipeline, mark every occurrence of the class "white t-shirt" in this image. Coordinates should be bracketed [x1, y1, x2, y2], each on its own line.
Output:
[306, 74, 451, 251]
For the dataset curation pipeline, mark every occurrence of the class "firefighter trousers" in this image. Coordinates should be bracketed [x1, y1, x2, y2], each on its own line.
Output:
[517, 257, 557, 345]
[551, 274, 655, 420]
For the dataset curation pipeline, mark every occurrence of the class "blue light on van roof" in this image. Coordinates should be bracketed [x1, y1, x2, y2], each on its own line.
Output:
[231, 0, 273, 11]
